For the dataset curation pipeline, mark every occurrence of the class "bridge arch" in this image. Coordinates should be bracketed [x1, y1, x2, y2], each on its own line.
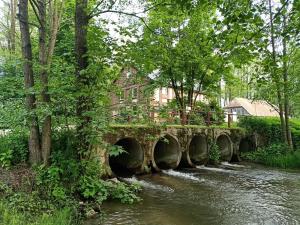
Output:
[109, 137, 144, 176]
[152, 134, 182, 171]
[216, 134, 233, 162]
[239, 136, 256, 153]
[185, 134, 208, 167]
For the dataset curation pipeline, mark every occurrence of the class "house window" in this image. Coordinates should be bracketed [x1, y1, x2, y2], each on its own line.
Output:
[132, 87, 138, 99]
[161, 87, 167, 95]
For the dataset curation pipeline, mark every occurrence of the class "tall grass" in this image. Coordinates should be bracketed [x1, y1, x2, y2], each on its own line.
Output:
[264, 151, 300, 169]
[0, 203, 76, 225]
[242, 144, 300, 169]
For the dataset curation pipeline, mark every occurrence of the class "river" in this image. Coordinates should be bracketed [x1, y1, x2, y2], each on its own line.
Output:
[86, 163, 300, 225]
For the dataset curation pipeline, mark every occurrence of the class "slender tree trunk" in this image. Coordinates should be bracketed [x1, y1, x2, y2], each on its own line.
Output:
[10, 0, 16, 53]
[37, 0, 52, 165]
[19, 0, 42, 164]
[75, 0, 93, 156]
[282, 12, 293, 149]
[268, 0, 287, 144]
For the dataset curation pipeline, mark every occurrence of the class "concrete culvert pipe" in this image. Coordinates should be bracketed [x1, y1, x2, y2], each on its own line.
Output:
[153, 134, 181, 171]
[109, 138, 144, 176]
[239, 137, 256, 153]
[216, 134, 233, 162]
[188, 135, 208, 166]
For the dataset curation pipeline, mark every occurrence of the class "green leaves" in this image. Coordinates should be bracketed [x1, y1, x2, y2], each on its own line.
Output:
[0, 150, 13, 169]
[108, 145, 127, 157]
[209, 143, 221, 164]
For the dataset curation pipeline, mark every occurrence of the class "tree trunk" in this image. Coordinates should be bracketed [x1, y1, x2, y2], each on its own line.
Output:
[37, 0, 52, 165]
[268, 0, 287, 144]
[18, 0, 42, 164]
[75, 0, 93, 156]
[282, 11, 293, 149]
[10, 0, 17, 53]
[180, 110, 187, 125]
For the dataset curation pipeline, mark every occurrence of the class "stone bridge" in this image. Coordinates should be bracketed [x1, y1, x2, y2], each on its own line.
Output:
[101, 126, 256, 176]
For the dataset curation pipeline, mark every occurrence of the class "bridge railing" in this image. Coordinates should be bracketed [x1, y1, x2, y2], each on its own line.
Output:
[110, 108, 235, 127]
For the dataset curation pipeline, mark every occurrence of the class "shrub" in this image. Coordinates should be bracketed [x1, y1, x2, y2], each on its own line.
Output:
[209, 143, 220, 164]
[193, 100, 225, 125]
[0, 129, 141, 225]
[242, 143, 300, 169]
[0, 149, 13, 168]
[0, 131, 28, 167]
[0, 202, 77, 225]
[78, 159, 141, 204]
[238, 116, 300, 148]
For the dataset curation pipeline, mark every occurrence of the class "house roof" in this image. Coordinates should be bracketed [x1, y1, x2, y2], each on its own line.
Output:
[224, 97, 279, 117]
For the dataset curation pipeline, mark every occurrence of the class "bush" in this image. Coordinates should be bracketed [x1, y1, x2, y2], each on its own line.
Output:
[193, 100, 225, 125]
[0, 202, 77, 225]
[209, 143, 220, 164]
[0, 131, 28, 167]
[238, 116, 300, 148]
[78, 159, 141, 204]
[242, 144, 300, 169]
[0, 130, 141, 225]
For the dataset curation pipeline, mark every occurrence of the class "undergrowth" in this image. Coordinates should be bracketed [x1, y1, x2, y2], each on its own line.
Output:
[242, 144, 300, 169]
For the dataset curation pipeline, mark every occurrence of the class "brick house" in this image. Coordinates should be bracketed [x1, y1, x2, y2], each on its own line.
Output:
[111, 67, 205, 120]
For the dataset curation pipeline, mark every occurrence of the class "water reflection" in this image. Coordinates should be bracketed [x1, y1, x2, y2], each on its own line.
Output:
[86, 163, 300, 225]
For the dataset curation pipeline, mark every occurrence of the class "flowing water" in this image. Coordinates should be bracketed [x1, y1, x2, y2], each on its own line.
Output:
[86, 163, 300, 225]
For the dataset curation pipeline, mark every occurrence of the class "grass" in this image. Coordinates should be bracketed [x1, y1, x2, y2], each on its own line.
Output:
[242, 143, 300, 169]
[263, 151, 300, 169]
[0, 202, 75, 225]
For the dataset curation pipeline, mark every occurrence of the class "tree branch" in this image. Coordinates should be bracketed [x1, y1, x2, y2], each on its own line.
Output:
[95, 10, 155, 34]
[29, 0, 43, 27]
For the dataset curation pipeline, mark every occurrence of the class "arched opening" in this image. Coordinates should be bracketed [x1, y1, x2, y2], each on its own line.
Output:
[109, 138, 144, 177]
[216, 134, 233, 162]
[188, 135, 208, 166]
[153, 134, 181, 171]
[239, 137, 256, 153]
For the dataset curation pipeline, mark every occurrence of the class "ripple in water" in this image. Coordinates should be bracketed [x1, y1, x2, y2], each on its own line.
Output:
[162, 169, 205, 182]
[123, 176, 174, 193]
[196, 165, 233, 173]
[221, 161, 246, 168]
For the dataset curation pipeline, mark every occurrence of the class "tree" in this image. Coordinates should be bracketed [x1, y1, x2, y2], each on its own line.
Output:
[10, 0, 17, 53]
[263, 0, 298, 148]
[127, 1, 262, 124]
[19, 0, 41, 163]
[18, 0, 64, 164]
[74, 0, 178, 154]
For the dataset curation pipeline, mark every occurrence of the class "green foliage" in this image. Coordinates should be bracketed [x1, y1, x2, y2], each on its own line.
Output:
[192, 100, 225, 125]
[238, 116, 300, 149]
[109, 145, 127, 157]
[108, 182, 141, 204]
[0, 202, 76, 225]
[78, 159, 141, 204]
[35, 165, 68, 202]
[0, 77, 26, 130]
[78, 159, 109, 204]
[0, 131, 28, 167]
[209, 143, 221, 164]
[242, 144, 300, 169]
[0, 150, 13, 168]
